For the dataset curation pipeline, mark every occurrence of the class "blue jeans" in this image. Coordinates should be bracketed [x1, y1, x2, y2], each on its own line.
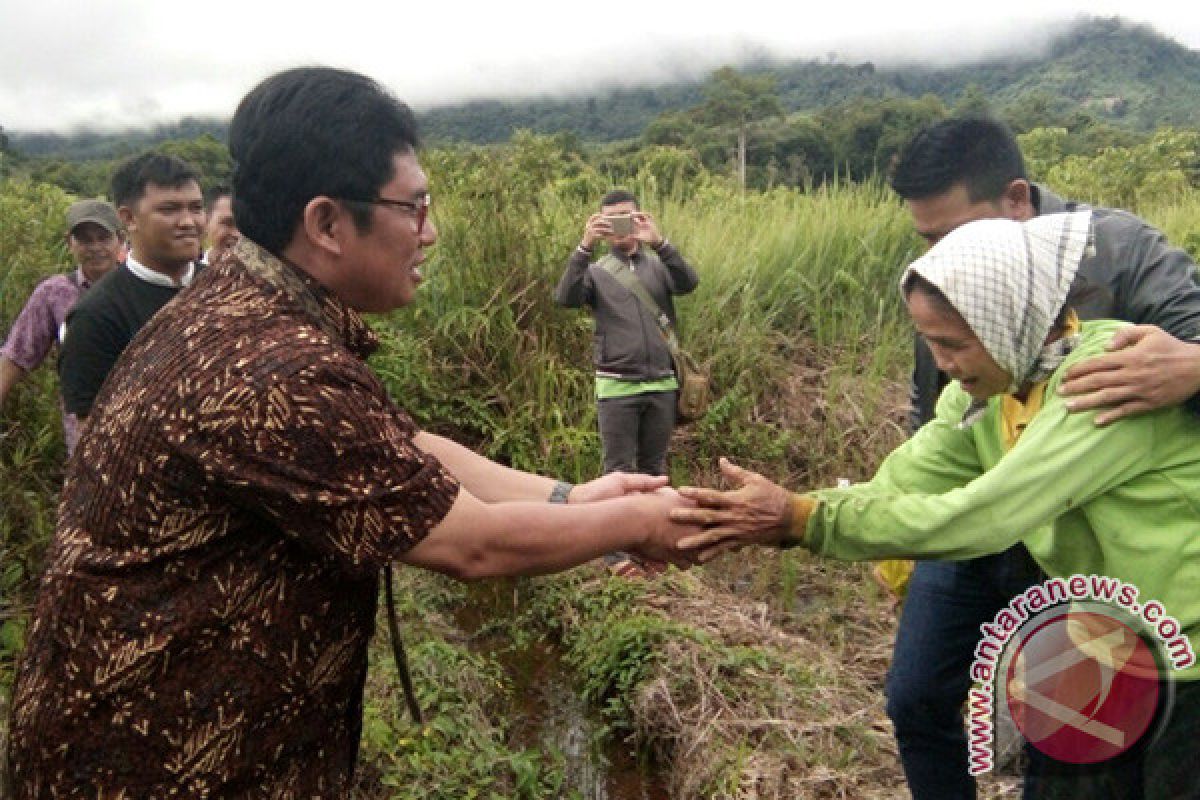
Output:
[886, 545, 1044, 800]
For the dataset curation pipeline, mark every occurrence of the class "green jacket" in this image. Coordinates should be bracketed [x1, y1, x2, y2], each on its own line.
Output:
[805, 320, 1200, 674]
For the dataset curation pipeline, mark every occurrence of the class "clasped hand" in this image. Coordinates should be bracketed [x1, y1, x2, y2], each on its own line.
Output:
[669, 458, 794, 564]
[570, 472, 701, 572]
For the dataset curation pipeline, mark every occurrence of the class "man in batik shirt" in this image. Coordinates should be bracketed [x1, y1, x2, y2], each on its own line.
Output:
[6, 67, 699, 796]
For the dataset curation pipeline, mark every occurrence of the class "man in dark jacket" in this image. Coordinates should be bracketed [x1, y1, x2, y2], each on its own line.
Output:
[886, 116, 1200, 799]
[556, 190, 699, 478]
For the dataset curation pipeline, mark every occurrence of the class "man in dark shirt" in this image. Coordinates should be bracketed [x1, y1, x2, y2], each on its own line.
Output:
[6, 67, 699, 797]
[58, 152, 205, 418]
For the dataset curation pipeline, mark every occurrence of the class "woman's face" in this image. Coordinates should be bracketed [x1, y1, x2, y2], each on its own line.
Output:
[907, 288, 1013, 400]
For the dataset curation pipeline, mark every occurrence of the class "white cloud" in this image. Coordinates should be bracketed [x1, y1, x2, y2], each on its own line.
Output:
[0, 0, 1196, 132]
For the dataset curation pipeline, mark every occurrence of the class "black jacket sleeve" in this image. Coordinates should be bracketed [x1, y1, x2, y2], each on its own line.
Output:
[555, 247, 595, 308]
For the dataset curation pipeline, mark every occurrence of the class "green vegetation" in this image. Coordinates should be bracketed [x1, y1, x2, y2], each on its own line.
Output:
[353, 576, 572, 799]
[417, 18, 1200, 146]
[0, 181, 73, 696]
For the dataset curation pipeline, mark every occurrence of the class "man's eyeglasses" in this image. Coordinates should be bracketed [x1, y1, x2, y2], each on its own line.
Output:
[343, 194, 431, 231]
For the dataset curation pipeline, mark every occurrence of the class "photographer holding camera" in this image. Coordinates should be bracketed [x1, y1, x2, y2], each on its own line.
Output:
[555, 190, 699, 573]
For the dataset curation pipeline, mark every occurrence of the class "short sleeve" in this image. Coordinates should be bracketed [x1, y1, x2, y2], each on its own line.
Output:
[1, 279, 67, 371]
[176, 358, 460, 576]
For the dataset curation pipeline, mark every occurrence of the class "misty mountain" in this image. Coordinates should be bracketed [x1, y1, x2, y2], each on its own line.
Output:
[11, 15, 1200, 160]
[419, 17, 1200, 143]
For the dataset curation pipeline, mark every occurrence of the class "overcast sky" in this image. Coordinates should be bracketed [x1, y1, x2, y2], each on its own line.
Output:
[1, 0, 1197, 133]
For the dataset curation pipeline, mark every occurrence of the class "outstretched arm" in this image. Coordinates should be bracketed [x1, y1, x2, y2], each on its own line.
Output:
[402, 487, 699, 580]
[676, 393, 1155, 565]
[415, 431, 668, 503]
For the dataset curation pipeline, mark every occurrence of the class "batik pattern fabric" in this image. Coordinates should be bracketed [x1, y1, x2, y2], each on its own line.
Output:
[6, 239, 460, 797]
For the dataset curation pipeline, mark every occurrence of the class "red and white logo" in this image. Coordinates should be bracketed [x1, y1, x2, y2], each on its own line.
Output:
[1005, 607, 1162, 764]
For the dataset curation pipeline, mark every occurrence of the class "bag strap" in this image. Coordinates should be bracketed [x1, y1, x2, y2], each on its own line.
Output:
[598, 254, 681, 354]
[384, 564, 423, 724]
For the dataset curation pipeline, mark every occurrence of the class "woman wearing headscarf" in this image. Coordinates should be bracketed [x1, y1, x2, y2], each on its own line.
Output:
[673, 211, 1200, 799]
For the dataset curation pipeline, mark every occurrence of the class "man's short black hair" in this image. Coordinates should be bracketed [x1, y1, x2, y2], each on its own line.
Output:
[206, 185, 232, 206]
[229, 66, 420, 255]
[110, 152, 202, 210]
[601, 189, 638, 208]
[890, 117, 1027, 203]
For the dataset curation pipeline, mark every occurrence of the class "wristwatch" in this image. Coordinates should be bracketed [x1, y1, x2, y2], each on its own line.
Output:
[548, 480, 573, 504]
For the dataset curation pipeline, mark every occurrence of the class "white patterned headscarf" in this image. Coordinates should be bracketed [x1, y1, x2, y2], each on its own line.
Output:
[901, 211, 1093, 421]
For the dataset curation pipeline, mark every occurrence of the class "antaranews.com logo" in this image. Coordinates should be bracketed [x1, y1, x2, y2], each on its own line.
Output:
[966, 574, 1196, 775]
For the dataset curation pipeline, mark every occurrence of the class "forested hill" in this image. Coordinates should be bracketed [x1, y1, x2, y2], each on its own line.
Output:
[11, 15, 1200, 159]
[419, 17, 1200, 143]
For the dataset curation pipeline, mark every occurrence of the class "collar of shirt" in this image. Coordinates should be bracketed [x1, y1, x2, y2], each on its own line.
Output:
[998, 383, 1048, 451]
[231, 238, 378, 359]
[73, 266, 92, 290]
[126, 253, 196, 288]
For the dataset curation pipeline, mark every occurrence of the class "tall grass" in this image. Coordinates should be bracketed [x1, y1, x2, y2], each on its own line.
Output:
[1142, 192, 1200, 262]
[0, 180, 73, 703]
[372, 155, 920, 490]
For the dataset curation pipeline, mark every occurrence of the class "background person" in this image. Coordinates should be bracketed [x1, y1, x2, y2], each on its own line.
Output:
[5, 66, 700, 797]
[0, 199, 123, 453]
[556, 190, 699, 575]
[882, 116, 1200, 799]
[555, 189, 699, 477]
[202, 185, 240, 265]
[57, 152, 205, 420]
[674, 212, 1200, 800]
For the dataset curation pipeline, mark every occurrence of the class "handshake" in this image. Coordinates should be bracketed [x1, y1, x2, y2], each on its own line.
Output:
[583, 458, 798, 573]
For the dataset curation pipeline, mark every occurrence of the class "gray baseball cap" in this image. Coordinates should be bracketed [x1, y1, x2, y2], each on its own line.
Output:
[66, 199, 121, 235]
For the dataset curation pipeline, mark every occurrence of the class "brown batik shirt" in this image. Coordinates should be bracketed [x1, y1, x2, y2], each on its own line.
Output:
[6, 239, 460, 797]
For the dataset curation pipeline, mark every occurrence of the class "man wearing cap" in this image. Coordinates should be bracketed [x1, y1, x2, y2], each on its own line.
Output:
[0, 199, 123, 454]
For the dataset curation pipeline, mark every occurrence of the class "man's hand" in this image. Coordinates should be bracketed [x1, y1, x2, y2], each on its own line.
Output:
[570, 472, 669, 504]
[632, 212, 665, 248]
[581, 213, 613, 251]
[1059, 325, 1200, 425]
[626, 488, 702, 570]
[670, 458, 793, 562]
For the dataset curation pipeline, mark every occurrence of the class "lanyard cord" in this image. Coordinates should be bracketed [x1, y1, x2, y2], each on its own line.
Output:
[384, 564, 423, 724]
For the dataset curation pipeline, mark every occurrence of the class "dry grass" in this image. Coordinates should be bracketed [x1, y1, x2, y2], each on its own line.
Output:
[584, 560, 1021, 799]
[613, 564, 902, 798]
